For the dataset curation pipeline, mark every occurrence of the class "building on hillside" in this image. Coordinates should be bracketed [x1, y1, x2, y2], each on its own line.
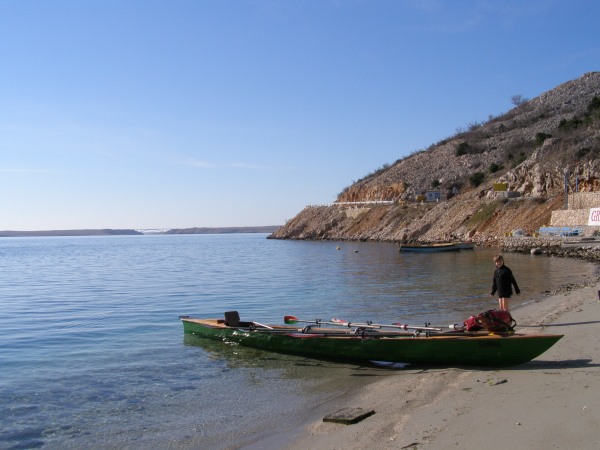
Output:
[425, 190, 441, 202]
[493, 182, 520, 199]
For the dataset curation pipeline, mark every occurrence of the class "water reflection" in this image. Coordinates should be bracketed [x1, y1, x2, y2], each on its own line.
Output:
[183, 333, 396, 376]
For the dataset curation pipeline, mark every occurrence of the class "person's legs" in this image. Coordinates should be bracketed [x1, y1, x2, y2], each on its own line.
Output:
[498, 297, 510, 311]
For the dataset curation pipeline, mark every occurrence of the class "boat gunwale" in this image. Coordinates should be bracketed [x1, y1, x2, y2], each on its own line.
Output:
[180, 317, 563, 341]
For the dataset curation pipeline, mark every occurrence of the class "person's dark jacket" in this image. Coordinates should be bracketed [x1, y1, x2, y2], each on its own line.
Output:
[491, 265, 520, 298]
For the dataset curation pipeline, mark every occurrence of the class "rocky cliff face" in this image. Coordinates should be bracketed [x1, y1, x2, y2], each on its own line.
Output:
[271, 72, 600, 244]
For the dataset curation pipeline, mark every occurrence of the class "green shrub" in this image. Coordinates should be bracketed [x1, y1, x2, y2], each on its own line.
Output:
[534, 132, 552, 146]
[588, 96, 600, 113]
[489, 162, 504, 173]
[512, 152, 527, 167]
[559, 116, 583, 132]
[469, 172, 485, 187]
[455, 141, 486, 156]
[456, 142, 470, 156]
[576, 147, 591, 159]
[584, 97, 600, 124]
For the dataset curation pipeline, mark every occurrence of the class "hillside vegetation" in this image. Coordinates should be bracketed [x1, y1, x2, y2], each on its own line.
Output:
[271, 72, 600, 244]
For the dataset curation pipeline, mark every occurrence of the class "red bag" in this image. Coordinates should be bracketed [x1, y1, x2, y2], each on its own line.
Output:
[463, 315, 483, 331]
[463, 310, 516, 332]
[475, 310, 516, 332]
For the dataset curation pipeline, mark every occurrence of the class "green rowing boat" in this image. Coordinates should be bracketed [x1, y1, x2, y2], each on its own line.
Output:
[180, 312, 562, 367]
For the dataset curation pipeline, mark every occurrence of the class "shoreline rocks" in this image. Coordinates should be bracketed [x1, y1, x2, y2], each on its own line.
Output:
[498, 236, 600, 263]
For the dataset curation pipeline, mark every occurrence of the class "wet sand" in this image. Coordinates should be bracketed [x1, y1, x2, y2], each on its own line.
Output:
[279, 282, 600, 449]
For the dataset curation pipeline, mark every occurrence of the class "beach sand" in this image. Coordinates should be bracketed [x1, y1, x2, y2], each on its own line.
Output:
[279, 283, 600, 450]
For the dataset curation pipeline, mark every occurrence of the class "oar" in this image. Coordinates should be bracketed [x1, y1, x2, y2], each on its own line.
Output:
[332, 318, 462, 332]
[252, 321, 274, 330]
[337, 319, 444, 332]
[284, 315, 391, 329]
[284, 315, 444, 332]
[283, 316, 343, 327]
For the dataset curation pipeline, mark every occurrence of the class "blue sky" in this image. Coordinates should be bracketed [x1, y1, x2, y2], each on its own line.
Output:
[1, 0, 599, 230]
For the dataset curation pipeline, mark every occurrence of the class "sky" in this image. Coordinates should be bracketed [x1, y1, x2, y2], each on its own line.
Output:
[1, 0, 599, 231]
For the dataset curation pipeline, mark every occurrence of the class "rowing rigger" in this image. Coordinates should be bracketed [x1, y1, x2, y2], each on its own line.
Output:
[283, 315, 457, 332]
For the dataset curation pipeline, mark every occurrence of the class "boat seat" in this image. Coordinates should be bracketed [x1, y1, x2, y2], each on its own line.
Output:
[224, 310, 253, 327]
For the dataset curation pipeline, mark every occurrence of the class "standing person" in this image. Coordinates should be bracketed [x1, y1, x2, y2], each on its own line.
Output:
[490, 254, 520, 311]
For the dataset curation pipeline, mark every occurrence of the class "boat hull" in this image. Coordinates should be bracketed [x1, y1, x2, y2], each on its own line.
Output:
[399, 242, 475, 252]
[400, 243, 460, 252]
[181, 318, 562, 367]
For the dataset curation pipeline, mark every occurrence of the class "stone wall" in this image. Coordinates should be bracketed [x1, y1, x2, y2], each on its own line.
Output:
[550, 191, 600, 228]
[550, 209, 590, 227]
[568, 192, 600, 209]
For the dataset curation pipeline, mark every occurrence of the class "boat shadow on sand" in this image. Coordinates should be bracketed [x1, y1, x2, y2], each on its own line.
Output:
[377, 358, 600, 371]
[519, 320, 600, 328]
[510, 358, 599, 369]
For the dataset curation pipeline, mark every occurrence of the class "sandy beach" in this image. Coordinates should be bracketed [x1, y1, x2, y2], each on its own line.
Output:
[278, 281, 600, 450]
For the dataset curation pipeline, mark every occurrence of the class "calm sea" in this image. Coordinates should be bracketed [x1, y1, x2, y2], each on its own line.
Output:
[1, 234, 596, 449]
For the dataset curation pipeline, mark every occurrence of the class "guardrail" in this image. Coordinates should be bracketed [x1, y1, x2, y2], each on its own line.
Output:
[305, 201, 395, 208]
[538, 227, 583, 237]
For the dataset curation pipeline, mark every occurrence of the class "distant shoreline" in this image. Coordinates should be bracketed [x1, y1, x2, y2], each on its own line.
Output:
[0, 226, 281, 238]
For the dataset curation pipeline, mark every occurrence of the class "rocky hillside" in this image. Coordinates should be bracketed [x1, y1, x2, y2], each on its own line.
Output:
[271, 72, 600, 244]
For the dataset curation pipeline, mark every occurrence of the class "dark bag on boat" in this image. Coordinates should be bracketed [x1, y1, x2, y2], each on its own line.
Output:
[474, 310, 516, 332]
[463, 310, 516, 332]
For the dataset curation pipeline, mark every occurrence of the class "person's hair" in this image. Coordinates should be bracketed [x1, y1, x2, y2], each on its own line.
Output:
[494, 254, 504, 262]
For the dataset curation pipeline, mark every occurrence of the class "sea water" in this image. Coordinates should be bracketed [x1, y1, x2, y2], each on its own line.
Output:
[0, 234, 596, 449]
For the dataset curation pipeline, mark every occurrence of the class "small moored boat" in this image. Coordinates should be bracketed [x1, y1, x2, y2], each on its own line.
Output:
[400, 242, 460, 252]
[399, 242, 475, 252]
[180, 311, 562, 367]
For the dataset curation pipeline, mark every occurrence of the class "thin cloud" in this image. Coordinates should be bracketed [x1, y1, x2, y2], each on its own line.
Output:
[403, 0, 549, 34]
[230, 162, 270, 170]
[556, 47, 600, 68]
[0, 167, 58, 174]
[185, 160, 218, 169]
[183, 159, 292, 171]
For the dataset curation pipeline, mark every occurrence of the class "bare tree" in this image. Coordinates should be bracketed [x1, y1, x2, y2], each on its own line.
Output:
[511, 94, 528, 107]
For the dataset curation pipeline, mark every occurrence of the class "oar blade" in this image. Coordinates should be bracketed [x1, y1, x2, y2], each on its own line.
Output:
[330, 318, 348, 325]
[284, 315, 299, 324]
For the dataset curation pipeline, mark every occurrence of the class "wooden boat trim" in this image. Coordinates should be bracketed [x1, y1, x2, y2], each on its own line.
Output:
[182, 317, 558, 340]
